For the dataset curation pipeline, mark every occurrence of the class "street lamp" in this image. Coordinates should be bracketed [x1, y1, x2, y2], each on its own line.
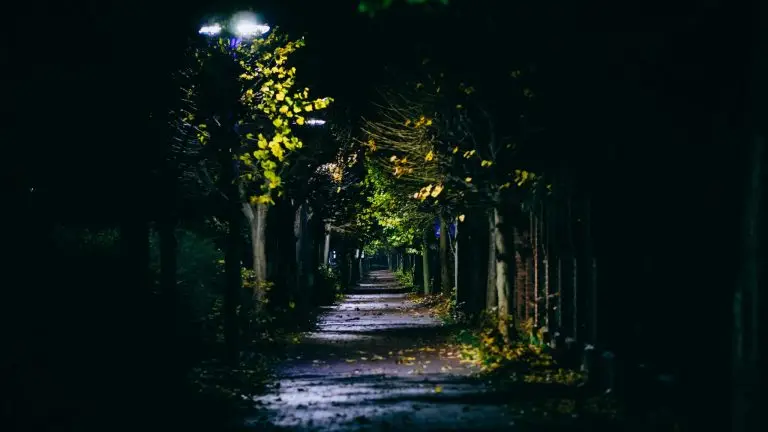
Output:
[199, 23, 222, 36]
[198, 11, 270, 39]
[233, 20, 270, 38]
[305, 118, 326, 126]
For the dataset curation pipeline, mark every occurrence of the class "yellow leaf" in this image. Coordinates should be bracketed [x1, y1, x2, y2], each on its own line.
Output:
[276, 92, 285, 101]
[434, 386, 443, 393]
[430, 184, 444, 197]
[296, 116, 305, 125]
[458, 214, 465, 222]
[289, 301, 295, 309]
[273, 118, 283, 127]
[453, 146, 459, 154]
[425, 151, 434, 162]
[465, 177, 472, 183]
[279, 105, 289, 114]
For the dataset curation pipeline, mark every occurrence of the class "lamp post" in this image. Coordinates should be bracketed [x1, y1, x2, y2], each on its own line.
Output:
[196, 11, 270, 365]
[199, 11, 270, 41]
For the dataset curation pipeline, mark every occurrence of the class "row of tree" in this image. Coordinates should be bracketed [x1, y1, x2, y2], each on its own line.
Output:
[163, 28, 375, 363]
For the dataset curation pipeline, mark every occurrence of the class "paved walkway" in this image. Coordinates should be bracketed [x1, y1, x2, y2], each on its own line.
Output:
[245, 269, 520, 431]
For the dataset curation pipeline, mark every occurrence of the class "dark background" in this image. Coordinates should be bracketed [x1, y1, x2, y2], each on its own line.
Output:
[2, 0, 758, 430]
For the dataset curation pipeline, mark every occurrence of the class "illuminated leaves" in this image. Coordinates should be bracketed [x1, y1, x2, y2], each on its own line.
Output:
[366, 139, 377, 152]
[522, 88, 535, 99]
[210, 30, 334, 206]
[414, 183, 444, 201]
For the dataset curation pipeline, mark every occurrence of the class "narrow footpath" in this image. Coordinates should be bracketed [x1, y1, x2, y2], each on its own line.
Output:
[246, 269, 520, 431]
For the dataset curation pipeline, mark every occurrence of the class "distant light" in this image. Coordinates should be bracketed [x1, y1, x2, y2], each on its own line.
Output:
[234, 22, 270, 37]
[231, 12, 270, 38]
[199, 23, 222, 36]
[305, 118, 326, 126]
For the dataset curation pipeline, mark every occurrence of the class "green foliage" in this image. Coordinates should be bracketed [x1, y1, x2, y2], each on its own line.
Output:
[363, 63, 551, 215]
[408, 289, 463, 323]
[456, 313, 581, 385]
[393, 268, 416, 292]
[353, 163, 429, 249]
[232, 31, 334, 205]
[316, 265, 343, 303]
[149, 228, 223, 322]
[52, 226, 120, 256]
[177, 29, 333, 207]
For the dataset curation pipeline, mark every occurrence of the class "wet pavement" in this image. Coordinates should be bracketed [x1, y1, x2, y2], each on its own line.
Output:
[246, 269, 520, 431]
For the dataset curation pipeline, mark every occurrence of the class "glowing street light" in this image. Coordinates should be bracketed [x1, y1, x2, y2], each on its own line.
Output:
[305, 118, 326, 126]
[233, 20, 270, 38]
[198, 12, 270, 38]
[198, 23, 222, 36]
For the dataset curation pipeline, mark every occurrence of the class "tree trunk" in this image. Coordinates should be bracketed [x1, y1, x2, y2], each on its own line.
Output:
[732, 132, 763, 432]
[348, 250, 354, 287]
[584, 196, 597, 345]
[243, 202, 268, 304]
[338, 239, 350, 290]
[323, 223, 331, 267]
[439, 213, 451, 295]
[294, 201, 311, 309]
[277, 199, 297, 306]
[351, 246, 360, 285]
[414, 246, 424, 290]
[454, 219, 459, 302]
[469, 210, 490, 316]
[457, 212, 485, 316]
[486, 209, 498, 310]
[494, 206, 514, 342]
[561, 191, 577, 340]
[533, 211, 539, 328]
[218, 156, 241, 364]
[422, 229, 432, 295]
[158, 219, 177, 306]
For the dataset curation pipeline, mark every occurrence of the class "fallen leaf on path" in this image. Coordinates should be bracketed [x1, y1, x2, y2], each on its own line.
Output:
[434, 385, 443, 393]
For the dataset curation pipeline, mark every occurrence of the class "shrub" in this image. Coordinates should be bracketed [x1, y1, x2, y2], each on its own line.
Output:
[316, 265, 342, 303]
[456, 313, 582, 385]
